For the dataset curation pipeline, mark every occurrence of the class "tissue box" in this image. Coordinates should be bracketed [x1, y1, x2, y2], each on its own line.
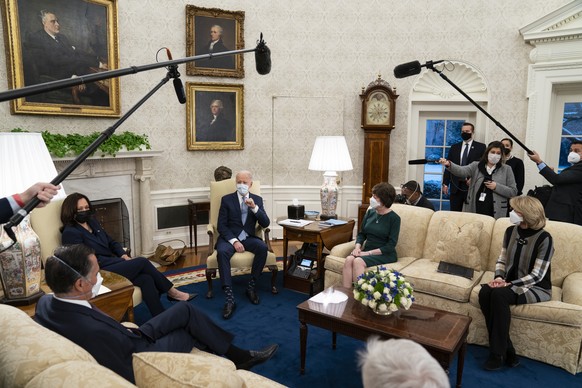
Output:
[288, 205, 305, 220]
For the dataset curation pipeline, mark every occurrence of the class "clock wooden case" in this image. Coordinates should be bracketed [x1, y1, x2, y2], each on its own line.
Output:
[358, 76, 398, 228]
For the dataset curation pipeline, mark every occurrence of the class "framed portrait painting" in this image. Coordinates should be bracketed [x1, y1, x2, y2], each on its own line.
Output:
[186, 82, 244, 151]
[185, 5, 244, 78]
[1, 0, 120, 117]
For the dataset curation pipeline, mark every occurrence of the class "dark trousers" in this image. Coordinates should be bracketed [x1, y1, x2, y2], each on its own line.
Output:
[478, 284, 520, 356]
[136, 302, 234, 355]
[216, 236, 268, 289]
[449, 180, 468, 212]
[102, 257, 173, 317]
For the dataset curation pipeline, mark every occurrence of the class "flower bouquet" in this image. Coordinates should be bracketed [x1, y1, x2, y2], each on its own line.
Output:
[353, 266, 415, 315]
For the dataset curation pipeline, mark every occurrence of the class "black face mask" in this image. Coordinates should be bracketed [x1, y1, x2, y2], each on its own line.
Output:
[74, 210, 93, 224]
[503, 147, 511, 155]
[461, 132, 472, 141]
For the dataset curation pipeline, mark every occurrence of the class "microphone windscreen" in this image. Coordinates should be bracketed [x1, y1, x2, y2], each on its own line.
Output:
[173, 77, 186, 104]
[408, 159, 428, 165]
[255, 35, 271, 75]
[394, 60, 422, 79]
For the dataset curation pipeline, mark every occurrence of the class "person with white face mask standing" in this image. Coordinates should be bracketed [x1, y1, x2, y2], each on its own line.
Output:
[478, 196, 553, 371]
[342, 183, 401, 288]
[527, 140, 582, 226]
[439, 141, 518, 219]
[216, 170, 271, 319]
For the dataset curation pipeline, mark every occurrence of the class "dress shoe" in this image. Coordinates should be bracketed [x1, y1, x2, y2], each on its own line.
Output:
[484, 353, 504, 371]
[246, 288, 260, 305]
[167, 293, 198, 302]
[237, 344, 278, 370]
[506, 348, 520, 368]
[223, 302, 236, 319]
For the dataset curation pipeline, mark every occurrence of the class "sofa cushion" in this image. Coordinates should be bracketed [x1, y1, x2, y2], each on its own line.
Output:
[25, 361, 135, 387]
[133, 351, 244, 388]
[433, 218, 483, 271]
[236, 370, 287, 388]
[0, 305, 97, 388]
[391, 204, 434, 258]
[401, 258, 483, 302]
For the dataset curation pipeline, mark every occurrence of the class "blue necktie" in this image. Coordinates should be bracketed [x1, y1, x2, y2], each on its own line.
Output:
[461, 143, 469, 166]
[238, 198, 248, 241]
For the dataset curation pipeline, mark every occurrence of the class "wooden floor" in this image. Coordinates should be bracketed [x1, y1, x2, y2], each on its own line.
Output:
[157, 240, 301, 273]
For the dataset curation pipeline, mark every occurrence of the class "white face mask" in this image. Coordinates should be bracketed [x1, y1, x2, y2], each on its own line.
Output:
[488, 153, 501, 165]
[236, 183, 249, 196]
[88, 272, 103, 298]
[509, 210, 523, 225]
[567, 151, 581, 164]
[369, 196, 381, 209]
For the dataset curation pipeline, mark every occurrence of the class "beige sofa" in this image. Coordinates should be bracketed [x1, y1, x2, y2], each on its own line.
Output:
[0, 304, 285, 387]
[324, 204, 582, 374]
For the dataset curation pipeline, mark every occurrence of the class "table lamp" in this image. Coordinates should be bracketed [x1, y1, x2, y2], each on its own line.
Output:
[308, 136, 353, 220]
[0, 132, 66, 305]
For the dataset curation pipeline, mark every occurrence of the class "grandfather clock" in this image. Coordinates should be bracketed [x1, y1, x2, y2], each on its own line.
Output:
[358, 75, 398, 228]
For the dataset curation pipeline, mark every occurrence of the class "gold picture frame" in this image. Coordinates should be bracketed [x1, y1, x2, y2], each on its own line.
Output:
[1, 0, 120, 117]
[185, 5, 244, 78]
[186, 82, 244, 151]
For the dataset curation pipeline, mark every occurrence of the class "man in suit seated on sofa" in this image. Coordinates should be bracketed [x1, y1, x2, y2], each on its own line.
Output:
[34, 244, 278, 383]
[216, 170, 270, 319]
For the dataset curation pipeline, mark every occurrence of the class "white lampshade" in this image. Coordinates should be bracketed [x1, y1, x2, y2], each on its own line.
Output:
[308, 136, 353, 173]
[0, 133, 66, 199]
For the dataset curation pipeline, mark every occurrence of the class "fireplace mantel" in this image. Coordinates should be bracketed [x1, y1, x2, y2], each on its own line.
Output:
[53, 150, 163, 256]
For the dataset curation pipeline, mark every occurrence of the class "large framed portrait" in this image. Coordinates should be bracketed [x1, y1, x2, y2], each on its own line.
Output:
[186, 82, 244, 151]
[1, 0, 120, 117]
[185, 5, 244, 78]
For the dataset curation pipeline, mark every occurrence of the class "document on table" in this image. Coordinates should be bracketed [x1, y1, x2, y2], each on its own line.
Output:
[278, 219, 313, 227]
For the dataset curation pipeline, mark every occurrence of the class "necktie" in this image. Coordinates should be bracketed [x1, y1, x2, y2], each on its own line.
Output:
[238, 198, 248, 241]
[461, 143, 469, 166]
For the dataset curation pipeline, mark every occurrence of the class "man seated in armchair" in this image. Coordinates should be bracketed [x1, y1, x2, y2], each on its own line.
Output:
[216, 170, 270, 319]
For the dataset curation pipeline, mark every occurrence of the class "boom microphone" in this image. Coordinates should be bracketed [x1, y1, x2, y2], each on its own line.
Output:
[255, 33, 271, 75]
[408, 158, 440, 165]
[166, 48, 186, 104]
[394, 60, 445, 79]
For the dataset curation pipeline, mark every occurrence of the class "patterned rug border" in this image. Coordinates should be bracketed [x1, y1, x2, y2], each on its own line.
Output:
[166, 258, 284, 287]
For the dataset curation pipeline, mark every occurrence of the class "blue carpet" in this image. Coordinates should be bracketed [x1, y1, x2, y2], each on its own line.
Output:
[134, 272, 582, 388]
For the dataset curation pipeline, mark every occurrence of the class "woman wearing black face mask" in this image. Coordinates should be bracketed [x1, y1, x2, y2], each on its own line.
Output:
[61, 192, 196, 317]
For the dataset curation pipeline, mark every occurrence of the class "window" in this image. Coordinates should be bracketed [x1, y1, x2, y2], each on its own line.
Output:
[559, 102, 582, 171]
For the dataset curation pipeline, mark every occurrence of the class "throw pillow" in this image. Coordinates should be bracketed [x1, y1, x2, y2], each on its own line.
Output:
[132, 352, 244, 388]
[433, 218, 483, 271]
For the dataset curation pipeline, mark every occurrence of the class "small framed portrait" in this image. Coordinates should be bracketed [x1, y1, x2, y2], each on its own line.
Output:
[185, 5, 244, 78]
[186, 82, 244, 151]
[1, 0, 120, 117]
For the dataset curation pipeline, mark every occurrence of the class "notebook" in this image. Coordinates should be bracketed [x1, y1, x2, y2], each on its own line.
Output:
[437, 261, 475, 280]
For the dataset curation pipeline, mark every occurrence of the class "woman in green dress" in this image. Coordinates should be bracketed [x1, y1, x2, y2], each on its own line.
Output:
[342, 182, 401, 288]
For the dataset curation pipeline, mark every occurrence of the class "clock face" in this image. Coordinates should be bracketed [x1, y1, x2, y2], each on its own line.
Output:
[365, 91, 391, 125]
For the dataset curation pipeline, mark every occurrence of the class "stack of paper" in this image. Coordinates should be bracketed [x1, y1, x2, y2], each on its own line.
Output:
[278, 219, 313, 227]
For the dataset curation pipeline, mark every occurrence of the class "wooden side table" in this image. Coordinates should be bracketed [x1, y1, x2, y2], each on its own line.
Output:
[278, 217, 355, 295]
[188, 199, 211, 254]
[18, 270, 135, 322]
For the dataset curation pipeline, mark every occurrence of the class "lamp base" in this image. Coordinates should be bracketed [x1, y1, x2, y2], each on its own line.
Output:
[319, 214, 338, 220]
[0, 290, 45, 306]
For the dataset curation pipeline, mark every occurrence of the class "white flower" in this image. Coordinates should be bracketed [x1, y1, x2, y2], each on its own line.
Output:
[403, 289, 410, 296]
[373, 291, 382, 300]
[368, 300, 377, 309]
[353, 290, 360, 299]
[377, 304, 388, 312]
[357, 278, 365, 285]
[361, 298, 369, 307]
[389, 303, 399, 312]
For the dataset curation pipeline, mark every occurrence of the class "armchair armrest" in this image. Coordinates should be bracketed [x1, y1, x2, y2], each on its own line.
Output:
[329, 241, 355, 257]
[207, 224, 216, 250]
[562, 272, 582, 306]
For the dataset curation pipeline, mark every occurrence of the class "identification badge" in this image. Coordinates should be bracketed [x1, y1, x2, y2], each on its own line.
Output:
[479, 192, 487, 202]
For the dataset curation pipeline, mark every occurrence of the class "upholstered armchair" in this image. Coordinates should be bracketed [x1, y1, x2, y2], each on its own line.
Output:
[205, 178, 278, 298]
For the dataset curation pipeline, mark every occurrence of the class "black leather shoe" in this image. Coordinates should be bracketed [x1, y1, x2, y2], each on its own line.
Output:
[237, 344, 278, 370]
[484, 353, 504, 371]
[506, 349, 520, 368]
[223, 302, 236, 319]
[246, 288, 260, 305]
[167, 293, 198, 302]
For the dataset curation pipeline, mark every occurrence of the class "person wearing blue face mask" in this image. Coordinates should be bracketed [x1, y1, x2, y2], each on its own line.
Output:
[478, 196, 553, 371]
[342, 182, 401, 288]
[527, 140, 582, 226]
[216, 170, 270, 319]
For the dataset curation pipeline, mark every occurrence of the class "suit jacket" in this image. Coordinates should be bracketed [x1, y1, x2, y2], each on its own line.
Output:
[443, 140, 486, 194]
[0, 197, 14, 224]
[62, 219, 126, 268]
[198, 39, 235, 69]
[197, 114, 235, 142]
[539, 162, 582, 225]
[505, 156, 525, 195]
[217, 192, 270, 244]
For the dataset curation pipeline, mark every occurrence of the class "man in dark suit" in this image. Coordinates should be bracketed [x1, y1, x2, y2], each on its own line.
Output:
[198, 24, 235, 69]
[400, 180, 435, 211]
[34, 244, 278, 383]
[196, 99, 236, 142]
[0, 182, 60, 223]
[442, 122, 486, 211]
[216, 170, 270, 319]
[527, 140, 582, 225]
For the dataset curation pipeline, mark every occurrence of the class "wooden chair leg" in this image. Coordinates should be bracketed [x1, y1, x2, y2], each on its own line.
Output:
[206, 268, 217, 299]
[268, 264, 279, 294]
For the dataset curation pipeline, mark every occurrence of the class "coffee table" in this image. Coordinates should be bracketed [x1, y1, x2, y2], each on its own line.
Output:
[297, 286, 471, 388]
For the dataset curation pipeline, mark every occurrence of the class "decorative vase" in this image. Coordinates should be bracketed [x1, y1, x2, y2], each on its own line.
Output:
[374, 306, 401, 317]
